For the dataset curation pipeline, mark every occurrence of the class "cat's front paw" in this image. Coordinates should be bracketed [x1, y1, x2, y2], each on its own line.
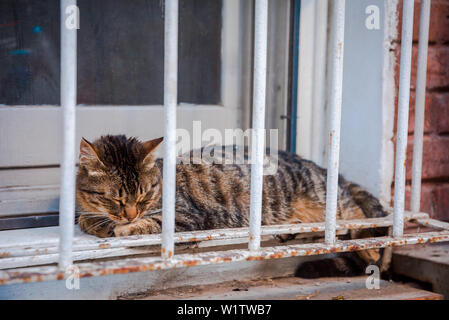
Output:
[114, 224, 133, 237]
[113, 219, 159, 237]
[274, 233, 297, 243]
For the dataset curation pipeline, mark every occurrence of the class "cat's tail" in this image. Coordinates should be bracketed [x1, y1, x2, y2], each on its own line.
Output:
[347, 182, 390, 242]
[295, 183, 391, 280]
[295, 253, 366, 278]
[347, 183, 388, 219]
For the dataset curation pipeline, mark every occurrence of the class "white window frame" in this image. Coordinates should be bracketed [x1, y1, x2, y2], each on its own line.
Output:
[0, 0, 247, 217]
[1, 0, 448, 298]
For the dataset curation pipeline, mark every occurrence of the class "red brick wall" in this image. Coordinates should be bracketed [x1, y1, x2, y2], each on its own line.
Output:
[393, 0, 449, 221]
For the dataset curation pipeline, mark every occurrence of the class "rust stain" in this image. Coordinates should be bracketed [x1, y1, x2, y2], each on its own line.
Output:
[246, 255, 265, 261]
[219, 257, 233, 262]
[101, 266, 143, 276]
[268, 252, 285, 259]
[182, 260, 199, 267]
[98, 243, 111, 249]
[0, 252, 10, 258]
[81, 272, 94, 278]
[1, 229, 448, 286]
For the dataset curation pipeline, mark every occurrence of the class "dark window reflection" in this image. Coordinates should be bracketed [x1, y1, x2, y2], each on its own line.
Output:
[0, 0, 221, 105]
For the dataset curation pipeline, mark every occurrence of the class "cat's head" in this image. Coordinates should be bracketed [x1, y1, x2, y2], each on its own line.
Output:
[76, 135, 163, 224]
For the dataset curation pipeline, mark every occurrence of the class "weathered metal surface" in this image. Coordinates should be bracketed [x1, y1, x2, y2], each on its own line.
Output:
[416, 219, 449, 231]
[0, 212, 429, 262]
[410, 0, 431, 213]
[393, 0, 415, 237]
[59, 0, 78, 269]
[1, 230, 448, 286]
[0, 247, 154, 270]
[325, 0, 345, 244]
[161, 0, 178, 260]
[0, 231, 352, 270]
[0, 255, 326, 299]
[249, 0, 269, 252]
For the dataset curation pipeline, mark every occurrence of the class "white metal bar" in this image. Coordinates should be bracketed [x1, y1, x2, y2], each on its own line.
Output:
[0, 211, 429, 259]
[2, 230, 449, 286]
[1, 215, 443, 271]
[249, 0, 269, 251]
[416, 218, 449, 231]
[410, 0, 431, 213]
[393, 0, 415, 238]
[161, 0, 178, 260]
[0, 212, 429, 267]
[58, 0, 78, 269]
[324, 0, 345, 244]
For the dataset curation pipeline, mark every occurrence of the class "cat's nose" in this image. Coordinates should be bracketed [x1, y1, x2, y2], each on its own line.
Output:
[125, 205, 137, 222]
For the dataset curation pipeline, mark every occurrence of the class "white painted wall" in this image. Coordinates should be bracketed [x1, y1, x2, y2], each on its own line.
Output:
[296, 0, 396, 202]
[297, 0, 397, 203]
[338, 0, 396, 203]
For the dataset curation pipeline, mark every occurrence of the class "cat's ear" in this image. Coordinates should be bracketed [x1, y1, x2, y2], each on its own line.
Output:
[79, 138, 101, 164]
[141, 137, 163, 159]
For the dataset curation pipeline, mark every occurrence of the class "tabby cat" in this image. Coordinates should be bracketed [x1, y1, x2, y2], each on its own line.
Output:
[76, 135, 387, 266]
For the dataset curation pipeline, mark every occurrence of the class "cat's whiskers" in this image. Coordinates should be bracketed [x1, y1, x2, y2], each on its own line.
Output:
[79, 213, 107, 219]
[78, 209, 126, 225]
[142, 208, 162, 217]
[84, 218, 111, 233]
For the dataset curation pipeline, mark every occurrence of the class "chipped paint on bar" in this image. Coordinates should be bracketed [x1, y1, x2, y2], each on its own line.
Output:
[0, 212, 429, 262]
[1, 230, 448, 286]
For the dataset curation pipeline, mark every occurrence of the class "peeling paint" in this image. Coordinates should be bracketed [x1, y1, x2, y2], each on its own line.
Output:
[0, 230, 448, 286]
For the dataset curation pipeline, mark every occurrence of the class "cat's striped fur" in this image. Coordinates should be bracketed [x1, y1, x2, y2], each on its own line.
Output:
[76, 135, 388, 265]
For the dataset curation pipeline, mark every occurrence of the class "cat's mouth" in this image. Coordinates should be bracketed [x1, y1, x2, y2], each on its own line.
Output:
[106, 208, 161, 225]
[107, 214, 132, 225]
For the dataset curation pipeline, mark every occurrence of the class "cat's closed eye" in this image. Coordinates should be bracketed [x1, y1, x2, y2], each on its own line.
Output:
[112, 198, 125, 206]
[79, 188, 105, 196]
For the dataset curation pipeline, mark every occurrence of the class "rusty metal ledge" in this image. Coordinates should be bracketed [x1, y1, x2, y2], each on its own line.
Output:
[0, 212, 430, 260]
[0, 230, 448, 286]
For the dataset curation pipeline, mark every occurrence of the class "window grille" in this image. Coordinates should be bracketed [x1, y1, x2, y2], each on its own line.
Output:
[0, 0, 448, 286]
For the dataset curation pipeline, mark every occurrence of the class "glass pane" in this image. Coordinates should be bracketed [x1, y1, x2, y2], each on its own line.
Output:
[77, 0, 164, 105]
[0, 0, 222, 106]
[0, 0, 60, 105]
[178, 0, 222, 104]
